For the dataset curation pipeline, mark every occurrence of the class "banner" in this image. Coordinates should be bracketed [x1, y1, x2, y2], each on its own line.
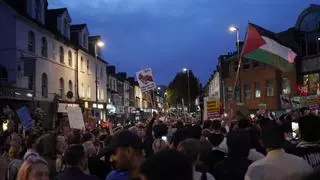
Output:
[66, 106, 85, 130]
[280, 95, 292, 109]
[203, 97, 220, 120]
[307, 95, 320, 110]
[258, 103, 267, 114]
[16, 106, 33, 130]
[136, 68, 156, 92]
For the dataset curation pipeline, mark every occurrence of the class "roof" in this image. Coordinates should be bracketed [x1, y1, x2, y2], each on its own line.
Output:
[46, 8, 67, 16]
[71, 24, 87, 31]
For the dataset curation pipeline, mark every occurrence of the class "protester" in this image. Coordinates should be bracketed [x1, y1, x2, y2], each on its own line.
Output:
[152, 138, 168, 153]
[213, 129, 252, 180]
[105, 130, 144, 180]
[287, 115, 320, 168]
[140, 150, 193, 180]
[16, 157, 50, 180]
[83, 140, 108, 180]
[177, 139, 216, 180]
[36, 133, 57, 179]
[245, 120, 312, 180]
[56, 144, 99, 180]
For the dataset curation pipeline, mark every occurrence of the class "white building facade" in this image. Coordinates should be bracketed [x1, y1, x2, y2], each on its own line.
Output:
[0, 0, 108, 128]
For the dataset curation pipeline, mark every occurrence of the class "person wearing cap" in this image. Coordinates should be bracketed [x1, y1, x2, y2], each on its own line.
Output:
[105, 130, 144, 180]
[245, 120, 312, 180]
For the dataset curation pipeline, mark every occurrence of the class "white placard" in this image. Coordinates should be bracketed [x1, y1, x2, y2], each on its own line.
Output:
[58, 103, 79, 113]
[136, 68, 156, 92]
[66, 106, 85, 130]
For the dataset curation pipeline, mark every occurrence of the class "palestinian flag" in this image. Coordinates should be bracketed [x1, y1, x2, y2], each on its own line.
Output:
[241, 23, 297, 72]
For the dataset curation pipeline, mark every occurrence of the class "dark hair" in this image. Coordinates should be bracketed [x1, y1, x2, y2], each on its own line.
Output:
[238, 118, 250, 129]
[64, 144, 86, 166]
[208, 133, 224, 147]
[26, 134, 38, 149]
[227, 129, 250, 158]
[141, 150, 193, 180]
[298, 115, 320, 142]
[260, 120, 284, 149]
[203, 120, 211, 129]
[211, 120, 221, 131]
[178, 139, 200, 163]
[153, 124, 168, 139]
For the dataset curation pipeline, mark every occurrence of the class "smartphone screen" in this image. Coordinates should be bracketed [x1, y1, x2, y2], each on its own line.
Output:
[161, 136, 167, 142]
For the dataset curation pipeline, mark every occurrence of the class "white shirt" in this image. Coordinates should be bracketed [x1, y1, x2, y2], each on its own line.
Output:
[245, 149, 312, 180]
[248, 149, 265, 162]
[193, 170, 216, 180]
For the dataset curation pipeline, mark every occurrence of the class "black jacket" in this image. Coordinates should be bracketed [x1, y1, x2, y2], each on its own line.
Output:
[56, 167, 100, 180]
[213, 157, 252, 180]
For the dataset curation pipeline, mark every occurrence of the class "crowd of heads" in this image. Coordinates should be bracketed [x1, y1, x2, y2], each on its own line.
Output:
[0, 110, 320, 180]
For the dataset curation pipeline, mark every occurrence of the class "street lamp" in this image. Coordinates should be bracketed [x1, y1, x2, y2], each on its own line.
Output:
[182, 68, 191, 113]
[157, 87, 161, 90]
[229, 25, 242, 103]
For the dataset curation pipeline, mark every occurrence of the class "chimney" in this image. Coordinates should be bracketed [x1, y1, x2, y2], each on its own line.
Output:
[107, 66, 116, 75]
[117, 72, 127, 81]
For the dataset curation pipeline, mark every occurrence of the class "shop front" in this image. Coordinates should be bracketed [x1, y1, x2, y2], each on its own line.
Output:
[56, 101, 79, 129]
[80, 100, 107, 128]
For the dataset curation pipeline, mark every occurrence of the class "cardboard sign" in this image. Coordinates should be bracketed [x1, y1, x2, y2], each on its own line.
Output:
[66, 107, 85, 130]
[136, 68, 157, 92]
[16, 106, 33, 130]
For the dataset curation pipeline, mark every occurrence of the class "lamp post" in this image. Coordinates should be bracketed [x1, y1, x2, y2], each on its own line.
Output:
[95, 40, 104, 110]
[229, 25, 242, 103]
[183, 68, 191, 113]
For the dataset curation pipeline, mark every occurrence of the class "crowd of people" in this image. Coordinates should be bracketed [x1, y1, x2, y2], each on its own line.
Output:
[1, 110, 320, 180]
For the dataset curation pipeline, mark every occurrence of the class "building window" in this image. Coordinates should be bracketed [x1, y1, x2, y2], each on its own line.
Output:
[41, 73, 48, 98]
[233, 62, 238, 72]
[303, 73, 320, 95]
[64, 19, 68, 37]
[254, 82, 261, 98]
[59, 78, 64, 98]
[86, 59, 89, 73]
[35, 0, 42, 22]
[41, 37, 47, 57]
[235, 84, 241, 101]
[282, 77, 291, 95]
[59, 47, 64, 63]
[83, 34, 87, 47]
[80, 57, 84, 71]
[252, 62, 259, 67]
[87, 86, 91, 98]
[67, 51, 72, 66]
[100, 67, 103, 79]
[100, 89, 104, 100]
[68, 80, 72, 92]
[244, 83, 251, 99]
[0, 65, 8, 82]
[266, 80, 274, 97]
[243, 61, 250, 70]
[28, 31, 35, 53]
[81, 83, 84, 97]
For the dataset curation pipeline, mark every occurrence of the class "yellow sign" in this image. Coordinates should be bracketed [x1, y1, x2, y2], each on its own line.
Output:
[206, 100, 220, 111]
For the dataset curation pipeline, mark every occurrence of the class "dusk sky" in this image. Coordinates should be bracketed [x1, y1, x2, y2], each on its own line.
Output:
[49, 0, 319, 85]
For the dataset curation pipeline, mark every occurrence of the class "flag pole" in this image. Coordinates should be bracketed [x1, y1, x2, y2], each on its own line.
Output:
[232, 28, 242, 117]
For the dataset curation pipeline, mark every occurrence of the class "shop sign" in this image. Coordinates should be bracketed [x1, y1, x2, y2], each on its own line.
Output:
[58, 103, 79, 113]
[93, 103, 104, 109]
